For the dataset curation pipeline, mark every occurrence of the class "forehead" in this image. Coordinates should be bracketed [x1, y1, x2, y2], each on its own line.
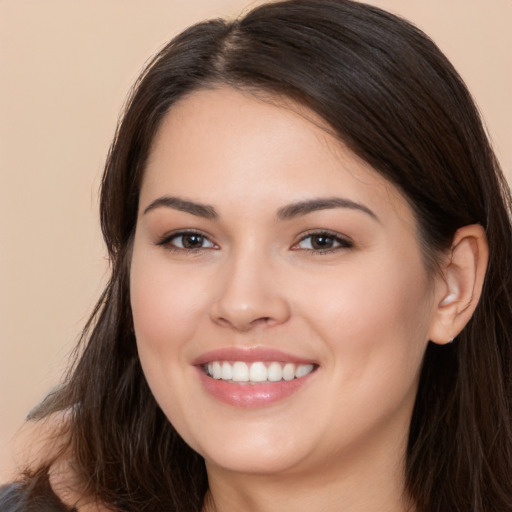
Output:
[141, 86, 415, 227]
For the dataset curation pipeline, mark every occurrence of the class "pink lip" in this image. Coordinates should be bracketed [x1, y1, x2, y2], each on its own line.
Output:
[195, 367, 316, 408]
[192, 346, 318, 408]
[192, 346, 316, 366]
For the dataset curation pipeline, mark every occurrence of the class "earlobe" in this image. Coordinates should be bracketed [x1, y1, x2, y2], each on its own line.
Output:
[429, 224, 489, 345]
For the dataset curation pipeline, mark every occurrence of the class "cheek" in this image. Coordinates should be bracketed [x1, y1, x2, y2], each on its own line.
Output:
[129, 249, 208, 360]
[129, 248, 210, 437]
[302, 257, 432, 443]
[304, 252, 433, 375]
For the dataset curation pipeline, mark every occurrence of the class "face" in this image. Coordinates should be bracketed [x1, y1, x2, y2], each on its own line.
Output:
[130, 87, 439, 478]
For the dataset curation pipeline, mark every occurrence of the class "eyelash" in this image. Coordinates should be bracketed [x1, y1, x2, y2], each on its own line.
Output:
[292, 230, 354, 254]
[156, 229, 353, 254]
[156, 230, 217, 252]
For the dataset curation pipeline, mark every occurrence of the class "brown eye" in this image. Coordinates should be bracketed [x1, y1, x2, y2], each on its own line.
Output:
[295, 232, 353, 252]
[310, 234, 336, 250]
[181, 233, 207, 249]
[159, 231, 216, 250]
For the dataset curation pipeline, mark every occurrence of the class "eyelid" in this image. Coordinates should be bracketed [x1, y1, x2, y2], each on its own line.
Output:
[156, 229, 218, 251]
[155, 228, 352, 254]
[291, 229, 354, 252]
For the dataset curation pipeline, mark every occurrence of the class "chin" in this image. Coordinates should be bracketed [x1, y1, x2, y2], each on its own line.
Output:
[201, 444, 308, 476]
[179, 414, 323, 477]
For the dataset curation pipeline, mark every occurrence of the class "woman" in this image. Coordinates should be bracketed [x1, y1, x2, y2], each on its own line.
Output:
[1, 0, 511, 510]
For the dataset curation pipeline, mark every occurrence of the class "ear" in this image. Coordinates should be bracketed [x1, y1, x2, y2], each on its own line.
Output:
[429, 224, 489, 345]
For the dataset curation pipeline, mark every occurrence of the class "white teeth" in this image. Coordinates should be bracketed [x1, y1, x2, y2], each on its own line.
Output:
[283, 363, 295, 381]
[232, 361, 249, 382]
[267, 362, 283, 382]
[221, 361, 233, 380]
[212, 361, 222, 379]
[205, 361, 315, 383]
[249, 361, 268, 382]
[295, 364, 314, 378]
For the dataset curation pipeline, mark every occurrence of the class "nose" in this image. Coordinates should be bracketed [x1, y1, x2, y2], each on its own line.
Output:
[209, 251, 291, 331]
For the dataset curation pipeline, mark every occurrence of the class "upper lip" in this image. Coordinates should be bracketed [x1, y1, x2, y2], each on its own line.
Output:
[192, 346, 317, 366]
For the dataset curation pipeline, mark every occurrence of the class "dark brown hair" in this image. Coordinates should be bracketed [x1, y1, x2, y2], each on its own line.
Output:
[28, 1, 512, 511]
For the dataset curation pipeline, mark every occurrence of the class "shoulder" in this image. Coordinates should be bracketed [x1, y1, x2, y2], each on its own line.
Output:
[0, 472, 113, 512]
[48, 458, 114, 512]
[5, 413, 112, 512]
[0, 477, 75, 512]
[1, 412, 75, 511]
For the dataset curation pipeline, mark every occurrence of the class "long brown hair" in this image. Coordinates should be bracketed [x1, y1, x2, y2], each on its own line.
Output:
[27, 1, 512, 510]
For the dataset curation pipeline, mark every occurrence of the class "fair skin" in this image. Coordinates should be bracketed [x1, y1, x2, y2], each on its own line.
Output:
[20, 85, 487, 511]
[128, 86, 487, 512]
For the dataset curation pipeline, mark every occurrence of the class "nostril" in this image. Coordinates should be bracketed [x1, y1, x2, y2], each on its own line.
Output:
[209, 291, 291, 331]
[214, 315, 275, 331]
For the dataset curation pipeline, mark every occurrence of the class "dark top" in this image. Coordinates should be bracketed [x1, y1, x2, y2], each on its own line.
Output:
[0, 476, 75, 512]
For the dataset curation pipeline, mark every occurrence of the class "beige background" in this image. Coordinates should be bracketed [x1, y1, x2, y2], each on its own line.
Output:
[0, 0, 510, 482]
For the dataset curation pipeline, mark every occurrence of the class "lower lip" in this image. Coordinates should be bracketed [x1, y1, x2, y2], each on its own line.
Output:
[196, 367, 315, 408]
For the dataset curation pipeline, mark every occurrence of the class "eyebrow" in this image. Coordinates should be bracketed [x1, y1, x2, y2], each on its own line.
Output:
[143, 196, 218, 219]
[143, 195, 378, 222]
[276, 197, 379, 222]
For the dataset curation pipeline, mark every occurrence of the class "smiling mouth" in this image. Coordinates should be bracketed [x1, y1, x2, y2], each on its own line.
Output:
[203, 361, 317, 384]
